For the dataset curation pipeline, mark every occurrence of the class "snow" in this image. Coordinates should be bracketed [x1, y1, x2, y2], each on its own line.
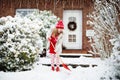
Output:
[39, 56, 103, 65]
[0, 67, 68, 80]
[0, 56, 106, 80]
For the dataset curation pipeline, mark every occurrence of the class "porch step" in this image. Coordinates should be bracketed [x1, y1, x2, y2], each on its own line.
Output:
[39, 54, 101, 68]
[62, 49, 87, 53]
[60, 53, 93, 58]
[42, 64, 97, 68]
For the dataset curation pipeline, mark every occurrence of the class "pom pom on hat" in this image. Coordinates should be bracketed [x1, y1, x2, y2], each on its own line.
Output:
[56, 20, 64, 29]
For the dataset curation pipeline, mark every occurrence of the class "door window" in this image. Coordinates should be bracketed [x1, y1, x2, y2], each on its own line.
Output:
[68, 34, 76, 42]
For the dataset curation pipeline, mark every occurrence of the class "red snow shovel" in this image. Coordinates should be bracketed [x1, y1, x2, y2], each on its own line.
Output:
[49, 41, 71, 71]
[57, 54, 71, 71]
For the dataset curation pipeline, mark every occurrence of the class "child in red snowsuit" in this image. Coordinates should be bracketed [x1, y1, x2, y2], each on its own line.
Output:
[47, 20, 64, 72]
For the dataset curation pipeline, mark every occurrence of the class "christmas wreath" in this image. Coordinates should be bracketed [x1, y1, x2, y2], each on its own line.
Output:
[68, 22, 77, 31]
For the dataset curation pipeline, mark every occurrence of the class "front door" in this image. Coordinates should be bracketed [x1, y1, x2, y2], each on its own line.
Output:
[63, 10, 82, 49]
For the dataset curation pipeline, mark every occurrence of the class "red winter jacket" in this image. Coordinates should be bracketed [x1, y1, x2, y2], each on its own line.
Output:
[49, 36, 58, 54]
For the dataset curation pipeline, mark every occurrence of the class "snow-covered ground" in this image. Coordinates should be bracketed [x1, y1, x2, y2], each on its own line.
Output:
[0, 56, 106, 80]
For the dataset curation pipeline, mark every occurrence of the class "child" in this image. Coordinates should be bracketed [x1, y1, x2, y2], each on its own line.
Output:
[47, 20, 64, 72]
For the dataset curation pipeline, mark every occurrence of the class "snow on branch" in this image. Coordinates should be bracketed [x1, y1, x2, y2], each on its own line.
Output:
[87, 0, 120, 59]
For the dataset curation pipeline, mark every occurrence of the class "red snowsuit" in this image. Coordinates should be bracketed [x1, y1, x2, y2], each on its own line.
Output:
[47, 20, 64, 71]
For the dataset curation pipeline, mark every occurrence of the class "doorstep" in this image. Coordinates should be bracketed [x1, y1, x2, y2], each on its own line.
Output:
[60, 53, 93, 58]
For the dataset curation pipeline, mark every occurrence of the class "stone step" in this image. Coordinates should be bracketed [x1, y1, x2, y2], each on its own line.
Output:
[62, 49, 87, 53]
[60, 53, 93, 58]
[42, 64, 97, 68]
[39, 54, 100, 68]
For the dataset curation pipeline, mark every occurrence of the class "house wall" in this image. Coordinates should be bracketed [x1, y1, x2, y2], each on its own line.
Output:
[0, 0, 94, 53]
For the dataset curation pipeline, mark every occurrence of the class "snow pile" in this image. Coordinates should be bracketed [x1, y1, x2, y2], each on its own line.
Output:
[0, 10, 59, 72]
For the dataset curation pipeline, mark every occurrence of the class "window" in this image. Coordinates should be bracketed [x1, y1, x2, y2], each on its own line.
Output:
[16, 9, 39, 17]
[68, 34, 76, 42]
[68, 17, 76, 22]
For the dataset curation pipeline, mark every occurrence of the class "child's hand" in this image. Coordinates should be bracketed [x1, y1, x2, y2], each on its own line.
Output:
[54, 49, 56, 53]
[48, 38, 51, 41]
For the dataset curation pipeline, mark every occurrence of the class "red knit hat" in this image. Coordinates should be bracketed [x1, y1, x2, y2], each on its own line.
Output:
[56, 20, 64, 29]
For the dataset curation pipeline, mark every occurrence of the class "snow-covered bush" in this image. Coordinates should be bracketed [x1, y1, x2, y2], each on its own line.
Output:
[88, 0, 120, 80]
[26, 10, 59, 48]
[101, 37, 120, 80]
[87, 0, 120, 58]
[0, 10, 59, 72]
[0, 16, 42, 71]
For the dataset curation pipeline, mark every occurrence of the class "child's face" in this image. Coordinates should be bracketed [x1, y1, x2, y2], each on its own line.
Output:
[58, 28, 63, 33]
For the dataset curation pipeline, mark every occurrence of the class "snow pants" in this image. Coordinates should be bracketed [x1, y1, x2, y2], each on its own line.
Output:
[50, 54, 60, 67]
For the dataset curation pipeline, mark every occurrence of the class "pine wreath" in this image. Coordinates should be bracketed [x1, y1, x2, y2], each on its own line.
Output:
[68, 22, 77, 31]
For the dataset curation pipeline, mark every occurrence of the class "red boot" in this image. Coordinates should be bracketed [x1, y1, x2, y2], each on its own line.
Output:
[56, 67, 60, 72]
[51, 66, 54, 71]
